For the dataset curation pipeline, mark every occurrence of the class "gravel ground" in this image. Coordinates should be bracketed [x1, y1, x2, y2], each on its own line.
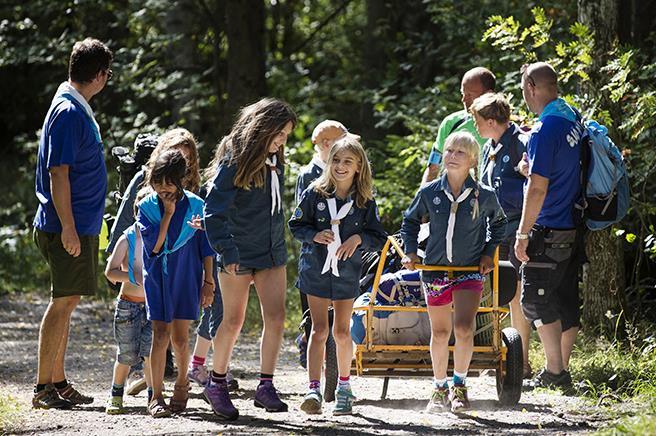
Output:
[0, 293, 611, 435]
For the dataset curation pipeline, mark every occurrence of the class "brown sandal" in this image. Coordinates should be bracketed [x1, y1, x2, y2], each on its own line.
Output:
[148, 397, 172, 418]
[169, 383, 190, 413]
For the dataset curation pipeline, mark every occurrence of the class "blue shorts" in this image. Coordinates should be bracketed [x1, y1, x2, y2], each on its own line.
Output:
[113, 298, 152, 366]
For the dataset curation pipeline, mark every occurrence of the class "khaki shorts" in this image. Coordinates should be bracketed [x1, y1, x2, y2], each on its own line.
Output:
[33, 228, 99, 298]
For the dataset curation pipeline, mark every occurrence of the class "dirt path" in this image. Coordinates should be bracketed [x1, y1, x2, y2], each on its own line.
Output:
[1, 293, 610, 435]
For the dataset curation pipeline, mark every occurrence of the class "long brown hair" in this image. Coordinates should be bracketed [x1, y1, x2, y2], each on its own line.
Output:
[313, 135, 373, 208]
[204, 98, 297, 190]
[147, 128, 201, 193]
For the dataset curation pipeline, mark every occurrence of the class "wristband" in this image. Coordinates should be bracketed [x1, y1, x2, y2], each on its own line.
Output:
[515, 232, 529, 240]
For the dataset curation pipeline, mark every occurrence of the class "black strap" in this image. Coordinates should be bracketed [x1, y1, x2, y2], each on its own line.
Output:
[447, 115, 467, 136]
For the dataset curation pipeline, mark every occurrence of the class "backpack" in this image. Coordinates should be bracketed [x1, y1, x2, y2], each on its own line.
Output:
[575, 117, 630, 231]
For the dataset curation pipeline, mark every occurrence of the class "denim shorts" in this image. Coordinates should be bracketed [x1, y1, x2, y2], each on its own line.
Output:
[113, 298, 152, 366]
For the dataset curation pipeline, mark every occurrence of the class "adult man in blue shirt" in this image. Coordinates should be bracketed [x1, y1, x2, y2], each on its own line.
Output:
[514, 62, 585, 390]
[32, 38, 113, 409]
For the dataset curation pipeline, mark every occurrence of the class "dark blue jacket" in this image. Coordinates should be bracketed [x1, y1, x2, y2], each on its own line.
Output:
[401, 175, 507, 281]
[295, 157, 324, 204]
[107, 169, 145, 253]
[289, 188, 387, 300]
[480, 122, 528, 237]
[204, 159, 287, 269]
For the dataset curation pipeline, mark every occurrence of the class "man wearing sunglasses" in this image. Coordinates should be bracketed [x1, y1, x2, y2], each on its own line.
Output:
[32, 38, 113, 409]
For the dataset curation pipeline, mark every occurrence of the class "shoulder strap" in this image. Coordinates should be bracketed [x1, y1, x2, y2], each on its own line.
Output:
[447, 115, 467, 137]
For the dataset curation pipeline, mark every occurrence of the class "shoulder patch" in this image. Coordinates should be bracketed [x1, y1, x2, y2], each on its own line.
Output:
[292, 206, 303, 220]
[317, 202, 326, 211]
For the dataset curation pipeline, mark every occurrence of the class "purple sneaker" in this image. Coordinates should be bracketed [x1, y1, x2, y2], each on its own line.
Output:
[204, 382, 238, 421]
[254, 382, 288, 412]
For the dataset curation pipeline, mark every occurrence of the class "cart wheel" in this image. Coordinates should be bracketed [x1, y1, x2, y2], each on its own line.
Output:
[496, 327, 523, 406]
[324, 332, 338, 402]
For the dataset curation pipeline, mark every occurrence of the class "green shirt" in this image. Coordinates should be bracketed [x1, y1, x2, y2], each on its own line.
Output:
[427, 110, 486, 166]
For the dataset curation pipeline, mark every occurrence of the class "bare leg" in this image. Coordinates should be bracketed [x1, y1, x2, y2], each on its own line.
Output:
[191, 336, 212, 360]
[143, 357, 152, 388]
[332, 299, 355, 379]
[427, 304, 452, 380]
[561, 327, 579, 371]
[150, 320, 171, 400]
[170, 319, 192, 388]
[536, 320, 564, 374]
[253, 266, 286, 375]
[211, 273, 251, 374]
[452, 289, 481, 375]
[37, 295, 80, 385]
[509, 281, 532, 373]
[306, 295, 330, 382]
[111, 361, 131, 387]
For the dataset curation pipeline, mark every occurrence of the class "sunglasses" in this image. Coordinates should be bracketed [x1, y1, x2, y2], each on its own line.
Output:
[521, 63, 536, 87]
[104, 68, 113, 80]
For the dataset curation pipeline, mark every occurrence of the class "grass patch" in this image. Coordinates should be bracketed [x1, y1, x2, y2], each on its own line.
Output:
[0, 393, 23, 434]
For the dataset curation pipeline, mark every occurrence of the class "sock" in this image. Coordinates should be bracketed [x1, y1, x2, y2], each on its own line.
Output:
[211, 371, 226, 385]
[147, 387, 153, 403]
[35, 383, 48, 393]
[452, 371, 467, 386]
[53, 379, 68, 390]
[259, 373, 273, 386]
[433, 377, 448, 389]
[338, 376, 350, 390]
[309, 380, 320, 391]
[191, 355, 206, 367]
[111, 383, 124, 397]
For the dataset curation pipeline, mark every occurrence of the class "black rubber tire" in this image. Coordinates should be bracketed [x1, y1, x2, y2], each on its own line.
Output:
[497, 327, 523, 406]
[323, 332, 338, 403]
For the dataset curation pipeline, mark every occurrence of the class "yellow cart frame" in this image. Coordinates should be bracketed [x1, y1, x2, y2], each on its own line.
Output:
[351, 235, 523, 405]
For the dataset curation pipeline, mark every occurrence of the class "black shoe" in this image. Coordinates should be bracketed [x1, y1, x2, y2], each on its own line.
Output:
[32, 385, 73, 409]
[523, 368, 573, 391]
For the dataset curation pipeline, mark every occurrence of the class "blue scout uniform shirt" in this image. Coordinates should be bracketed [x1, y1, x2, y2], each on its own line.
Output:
[401, 175, 507, 282]
[34, 97, 107, 235]
[528, 98, 583, 229]
[289, 188, 388, 300]
[204, 157, 287, 269]
[138, 193, 215, 322]
[295, 157, 325, 204]
[480, 122, 528, 237]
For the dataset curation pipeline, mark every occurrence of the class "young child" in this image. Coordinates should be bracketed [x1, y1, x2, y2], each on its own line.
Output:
[108, 128, 204, 394]
[470, 92, 532, 379]
[203, 98, 297, 420]
[289, 135, 387, 415]
[104, 221, 152, 414]
[401, 132, 507, 412]
[295, 120, 359, 366]
[136, 147, 215, 418]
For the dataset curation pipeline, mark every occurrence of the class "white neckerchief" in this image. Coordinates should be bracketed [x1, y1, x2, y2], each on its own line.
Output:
[483, 142, 504, 188]
[54, 81, 101, 140]
[321, 197, 354, 276]
[444, 187, 473, 263]
[311, 155, 326, 171]
[266, 155, 281, 215]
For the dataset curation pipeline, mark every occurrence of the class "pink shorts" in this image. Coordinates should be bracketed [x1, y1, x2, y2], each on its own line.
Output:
[422, 273, 484, 306]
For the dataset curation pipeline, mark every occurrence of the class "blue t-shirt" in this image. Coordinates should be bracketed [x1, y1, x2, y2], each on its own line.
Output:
[527, 99, 583, 229]
[33, 97, 107, 235]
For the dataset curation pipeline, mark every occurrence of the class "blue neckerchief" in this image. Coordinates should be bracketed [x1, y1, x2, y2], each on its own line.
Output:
[539, 98, 577, 123]
[124, 223, 140, 285]
[138, 190, 204, 274]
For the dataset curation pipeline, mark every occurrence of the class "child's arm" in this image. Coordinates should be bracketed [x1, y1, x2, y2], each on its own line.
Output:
[400, 191, 428, 270]
[152, 194, 176, 254]
[288, 189, 319, 244]
[204, 164, 240, 267]
[105, 235, 129, 285]
[200, 255, 214, 308]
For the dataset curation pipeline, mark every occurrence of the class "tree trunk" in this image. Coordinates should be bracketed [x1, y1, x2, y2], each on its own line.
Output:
[577, 0, 626, 337]
[361, 0, 388, 141]
[224, 0, 267, 121]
